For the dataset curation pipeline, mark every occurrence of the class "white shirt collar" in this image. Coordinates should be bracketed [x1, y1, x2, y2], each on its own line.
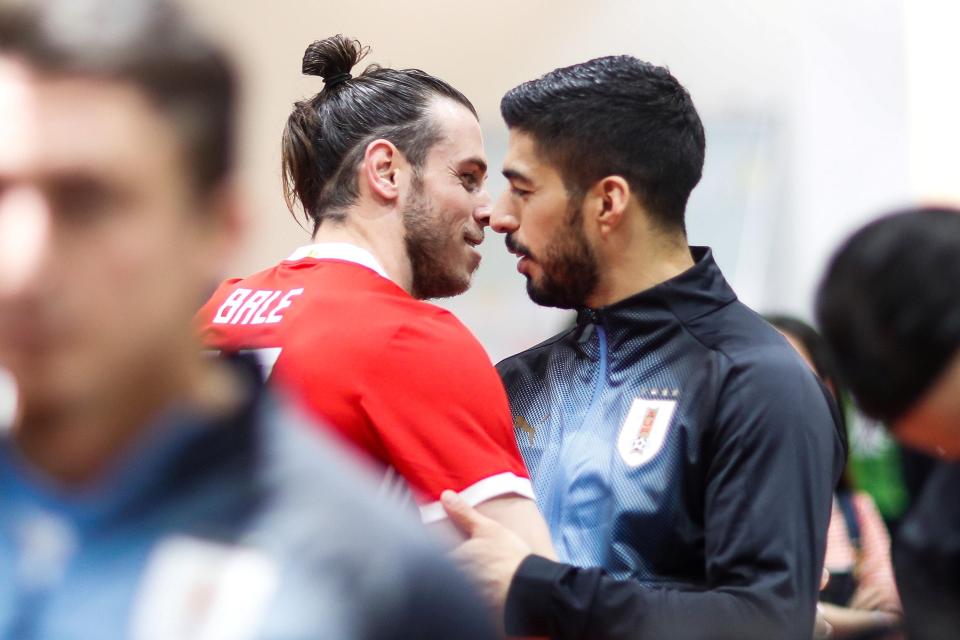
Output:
[285, 242, 391, 281]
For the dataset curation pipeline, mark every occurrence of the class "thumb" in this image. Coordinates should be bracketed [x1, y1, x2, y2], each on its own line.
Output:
[441, 490, 490, 536]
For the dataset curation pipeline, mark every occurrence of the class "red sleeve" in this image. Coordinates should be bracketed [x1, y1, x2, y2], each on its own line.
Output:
[358, 315, 533, 522]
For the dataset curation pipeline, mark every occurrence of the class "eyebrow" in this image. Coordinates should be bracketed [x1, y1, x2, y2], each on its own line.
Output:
[459, 156, 488, 175]
[502, 168, 533, 185]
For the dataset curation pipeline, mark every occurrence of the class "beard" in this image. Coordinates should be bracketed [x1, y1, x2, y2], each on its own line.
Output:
[508, 198, 599, 309]
[402, 179, 471, 300]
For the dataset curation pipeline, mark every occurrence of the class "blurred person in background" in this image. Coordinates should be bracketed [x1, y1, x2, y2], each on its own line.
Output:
[196, 35, 554, 555]
[767, 315, 902, 640]
[0, 1, 497, 638]
[817, 206, 960, 640]
[441, 55, 844, 640]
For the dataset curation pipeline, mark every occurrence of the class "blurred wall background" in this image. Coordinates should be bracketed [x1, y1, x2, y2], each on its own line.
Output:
[183, 0, 959, 363]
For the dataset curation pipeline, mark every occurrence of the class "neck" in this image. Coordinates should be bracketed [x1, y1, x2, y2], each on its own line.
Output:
[585, 228, 694, 308]
[312, 209, 413, 293]
[13, 342, 242, 486]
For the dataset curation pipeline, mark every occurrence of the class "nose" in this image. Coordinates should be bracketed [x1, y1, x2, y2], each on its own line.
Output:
[0, 186, 54, 298]
[489, 189, 519, 234]
[473, 188, 492, 228]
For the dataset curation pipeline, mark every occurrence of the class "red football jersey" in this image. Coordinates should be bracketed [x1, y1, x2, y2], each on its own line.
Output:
[195, 243, 533, 521]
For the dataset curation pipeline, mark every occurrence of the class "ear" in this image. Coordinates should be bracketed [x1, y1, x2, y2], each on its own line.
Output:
[362, 139, 402, 203]
[590, 175, 631, 237]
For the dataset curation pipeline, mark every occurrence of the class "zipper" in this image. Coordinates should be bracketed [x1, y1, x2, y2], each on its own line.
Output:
[550, 310, 608, 557]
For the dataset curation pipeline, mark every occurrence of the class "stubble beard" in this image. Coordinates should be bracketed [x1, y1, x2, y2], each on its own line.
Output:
[402, 177, 471, 300]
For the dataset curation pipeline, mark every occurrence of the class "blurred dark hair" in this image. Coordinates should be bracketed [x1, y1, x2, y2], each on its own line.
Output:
[281, 35, 477, 235]
[500, 55, 705, 234]
[0, 0, 237, 195]
[816, 207, 960, 424]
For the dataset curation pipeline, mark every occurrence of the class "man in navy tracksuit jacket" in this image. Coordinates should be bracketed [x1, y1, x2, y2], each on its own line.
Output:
[440, 55, 844, 640]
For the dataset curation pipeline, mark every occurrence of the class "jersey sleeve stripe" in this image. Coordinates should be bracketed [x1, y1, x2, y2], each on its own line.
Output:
[419, 472, 536, 524]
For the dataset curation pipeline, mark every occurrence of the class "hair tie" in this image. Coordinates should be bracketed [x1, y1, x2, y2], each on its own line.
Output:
[323, 72, 352, 89]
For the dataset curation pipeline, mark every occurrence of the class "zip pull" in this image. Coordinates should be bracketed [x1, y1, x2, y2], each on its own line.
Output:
[574, 308, 600, 351]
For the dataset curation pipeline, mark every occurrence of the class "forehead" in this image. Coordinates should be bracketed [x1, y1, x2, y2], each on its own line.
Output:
[503, 129, 563, 185]
[424, 96, 485, 163]
[0, 59, 183, 181]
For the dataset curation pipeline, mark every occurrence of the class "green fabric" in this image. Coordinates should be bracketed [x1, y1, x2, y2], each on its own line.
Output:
[845, 406, 909, 520]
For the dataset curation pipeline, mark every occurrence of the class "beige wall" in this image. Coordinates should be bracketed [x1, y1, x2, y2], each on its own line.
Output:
[181, 0, 954, 361]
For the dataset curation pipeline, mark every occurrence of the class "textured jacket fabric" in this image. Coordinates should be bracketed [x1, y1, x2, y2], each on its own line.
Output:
[498, 247, 844, 639]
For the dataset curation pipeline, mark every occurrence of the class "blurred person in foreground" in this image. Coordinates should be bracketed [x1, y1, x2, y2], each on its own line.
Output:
[767, 315, 902, 640]
[0, 1, 497, 638]
[817, 206, 960, 640]
[440, 55, 844, 639]
[195, 35, 554, 553]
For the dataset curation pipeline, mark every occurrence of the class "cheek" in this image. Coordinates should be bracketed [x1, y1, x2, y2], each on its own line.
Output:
[524, 206, 558, 249]
[76, 209, 201, 343]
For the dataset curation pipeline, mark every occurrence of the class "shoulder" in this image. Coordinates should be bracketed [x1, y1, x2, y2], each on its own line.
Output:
[689, 302, 818, 393]
[689, 304, 840, 442]
[377, 301, 496, 373]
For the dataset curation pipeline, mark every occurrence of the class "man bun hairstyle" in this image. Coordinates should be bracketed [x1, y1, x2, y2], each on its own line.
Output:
[300, 34, 364, 86]
[281, 35, 477, 235]
[816, 207, 960, 423]
[500, 55, 705, 234]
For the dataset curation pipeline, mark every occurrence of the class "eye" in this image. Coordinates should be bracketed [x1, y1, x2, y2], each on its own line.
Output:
[510, 186, 531, 198]
[460, 173, 481, 192]
[50, 179, 116, 224]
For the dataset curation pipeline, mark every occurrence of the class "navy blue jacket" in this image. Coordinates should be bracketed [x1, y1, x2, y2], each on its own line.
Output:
[893, 460, 960, 639]
[498, 247, 844, 640]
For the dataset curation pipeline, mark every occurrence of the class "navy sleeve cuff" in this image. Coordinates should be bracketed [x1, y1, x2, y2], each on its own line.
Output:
[504, 554, 569, 635]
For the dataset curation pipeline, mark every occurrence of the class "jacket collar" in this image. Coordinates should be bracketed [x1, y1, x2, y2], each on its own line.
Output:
[577, 246, 737, 328]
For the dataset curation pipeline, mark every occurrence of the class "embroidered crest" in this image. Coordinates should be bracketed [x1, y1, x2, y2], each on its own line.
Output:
[617, 398, 677, 467]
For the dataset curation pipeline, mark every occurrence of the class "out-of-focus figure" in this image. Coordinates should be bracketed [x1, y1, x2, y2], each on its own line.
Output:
[0, 2, 496, 638]
[767, 315, 903, 640]
[817, 206, 960, 640]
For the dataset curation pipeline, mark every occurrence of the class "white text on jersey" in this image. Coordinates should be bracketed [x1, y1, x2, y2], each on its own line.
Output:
[212, 288, 304, 325]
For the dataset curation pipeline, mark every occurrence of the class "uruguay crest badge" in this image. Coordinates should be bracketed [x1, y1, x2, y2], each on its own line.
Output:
[617, 398, 677, 467]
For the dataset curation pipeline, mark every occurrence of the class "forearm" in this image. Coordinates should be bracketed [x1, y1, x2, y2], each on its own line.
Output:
[505, 556, 811, 640]
[476, 496, 556, 559]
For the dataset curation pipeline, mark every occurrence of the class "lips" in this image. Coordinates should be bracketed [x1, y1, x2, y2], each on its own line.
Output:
[505, 234, 531, 260]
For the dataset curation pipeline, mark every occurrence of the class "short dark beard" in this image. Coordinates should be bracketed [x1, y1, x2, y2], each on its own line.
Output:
[512, 197, 599, 309]
[402, 175, 469, 300]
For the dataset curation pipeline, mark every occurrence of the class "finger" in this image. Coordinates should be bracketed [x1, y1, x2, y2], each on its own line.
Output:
[441, 490, 492, 537]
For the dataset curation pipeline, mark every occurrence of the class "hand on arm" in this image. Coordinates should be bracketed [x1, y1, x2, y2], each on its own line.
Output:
[817, 602, 901, 639]
[440, 490, 535, 612]
[428, 493, 556, 561]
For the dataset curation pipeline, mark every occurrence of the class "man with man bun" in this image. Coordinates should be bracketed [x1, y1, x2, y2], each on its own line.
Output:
[197, 35, 554, 552]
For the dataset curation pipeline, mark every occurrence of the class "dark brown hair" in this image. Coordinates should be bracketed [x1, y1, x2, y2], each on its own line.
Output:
[501, 55, 705, 235]
[281, 35, 477, 235]
[0, 0, 237, 195]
